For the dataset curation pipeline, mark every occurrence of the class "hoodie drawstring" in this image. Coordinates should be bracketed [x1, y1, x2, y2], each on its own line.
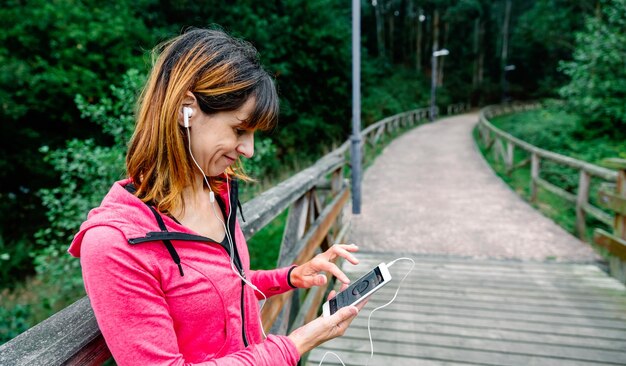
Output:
[124, 183, 185, 277]
[146, 205, 185, 276]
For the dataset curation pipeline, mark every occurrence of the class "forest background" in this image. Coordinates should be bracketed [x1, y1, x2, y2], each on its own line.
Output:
[1, 0, 625, 343]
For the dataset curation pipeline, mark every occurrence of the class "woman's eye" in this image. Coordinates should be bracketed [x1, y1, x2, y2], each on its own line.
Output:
[235, 128, 246, 136]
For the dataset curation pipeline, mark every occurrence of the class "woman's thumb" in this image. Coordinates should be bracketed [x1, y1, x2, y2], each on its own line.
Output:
[333, 305, 358, 322]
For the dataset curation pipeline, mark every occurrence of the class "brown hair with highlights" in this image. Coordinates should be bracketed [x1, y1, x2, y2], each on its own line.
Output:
[126, 28, 278, 213]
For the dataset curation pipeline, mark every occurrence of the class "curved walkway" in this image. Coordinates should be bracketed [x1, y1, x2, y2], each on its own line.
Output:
[350, 111, 599, 262]
[307, 112, 626, 366]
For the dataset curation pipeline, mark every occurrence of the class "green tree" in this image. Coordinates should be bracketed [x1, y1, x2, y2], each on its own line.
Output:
[559, 0, 626, 137]
[33, 69, 143, 300]
[510, 0, 596, 97]
[0, 0, 161, 283]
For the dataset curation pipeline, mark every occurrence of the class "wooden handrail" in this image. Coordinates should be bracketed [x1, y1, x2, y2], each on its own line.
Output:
[593, 159, 626, 283]
[478, 103, 618, 239]
[480, 105, 617, 181]
[0, 104, 466, 365]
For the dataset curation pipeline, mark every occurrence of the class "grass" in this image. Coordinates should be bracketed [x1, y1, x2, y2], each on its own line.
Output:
[247, 209, 289, 270]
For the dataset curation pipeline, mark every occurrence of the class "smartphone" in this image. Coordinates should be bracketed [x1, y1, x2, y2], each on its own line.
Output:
[322, 262, 392, 317]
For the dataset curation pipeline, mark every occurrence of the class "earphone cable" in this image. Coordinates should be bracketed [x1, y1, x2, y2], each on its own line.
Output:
[186, 125, 268, 338]
[318, 257, 415, 366]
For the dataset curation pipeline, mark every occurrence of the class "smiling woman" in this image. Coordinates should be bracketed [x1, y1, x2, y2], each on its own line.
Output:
[66, 27, 364, 366]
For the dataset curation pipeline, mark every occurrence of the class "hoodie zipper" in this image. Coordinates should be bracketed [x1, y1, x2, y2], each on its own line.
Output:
[226, 180, 249, 347]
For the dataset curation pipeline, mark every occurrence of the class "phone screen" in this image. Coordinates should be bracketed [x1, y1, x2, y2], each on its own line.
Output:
[329, 267, 384, 315]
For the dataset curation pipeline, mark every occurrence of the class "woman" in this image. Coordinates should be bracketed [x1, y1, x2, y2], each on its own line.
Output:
[68, 28, 362, 365]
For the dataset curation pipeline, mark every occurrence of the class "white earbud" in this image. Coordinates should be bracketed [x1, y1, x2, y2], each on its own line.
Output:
[183, 107, 192, 128]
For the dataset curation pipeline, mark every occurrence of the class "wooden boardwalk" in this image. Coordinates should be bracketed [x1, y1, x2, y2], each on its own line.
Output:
[308, 252, 626, 366]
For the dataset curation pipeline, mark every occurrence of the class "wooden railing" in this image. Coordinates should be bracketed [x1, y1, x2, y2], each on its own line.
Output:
[0, 105, 447, 365]
[477, 103, 626, 283]
[446, 102, 472, 116]
[594, 159, 626, 283]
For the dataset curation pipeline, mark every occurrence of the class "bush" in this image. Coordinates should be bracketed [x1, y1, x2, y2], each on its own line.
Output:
[559, 0, 626, 137]
[28, 69, 142, 316]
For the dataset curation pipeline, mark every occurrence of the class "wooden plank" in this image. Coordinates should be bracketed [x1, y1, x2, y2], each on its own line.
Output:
[307, 349, 473, 366]
[595, 229, 626, 261]
[576, 170, 591, 239]
[601, 158, 626, 170]
[530, 153, 540, 202]
[505, 140, 514, 172]
[241, 153, 344, 239]
[347, 320, 626, 350]
[535, 177, 576, 202]
[362, 298, 626, 327]
[583, 202, 613, 227]
[293, 187, 350, 265]
[371, 279, 626, 309]
[350, 320, 626, 351]
[266, 193, 311, 334]
[354, 310, 626, 340]
[364, 289, 626, 319]
[508, 156, 530, 173]
[64, 335, 111, 366]
[353, 300, 626, 329]
[617, 170, 626, 240]
[0, 297, 109, 366]
[599, 189, 626, 216]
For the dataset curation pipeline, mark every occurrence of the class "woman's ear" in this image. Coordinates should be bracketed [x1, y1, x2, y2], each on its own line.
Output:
[178, 92, 198, 128]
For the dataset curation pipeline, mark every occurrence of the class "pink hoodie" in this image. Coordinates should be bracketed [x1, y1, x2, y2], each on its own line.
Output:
[68, 179, 300, 365]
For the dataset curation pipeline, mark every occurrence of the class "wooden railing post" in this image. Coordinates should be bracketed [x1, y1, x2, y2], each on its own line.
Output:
[594, 158, 626, 283]
[530, 153, 540, 203]
[268, 193, 311, 334]
[576, 170, 591, 240]
[505, 141, 514, 175]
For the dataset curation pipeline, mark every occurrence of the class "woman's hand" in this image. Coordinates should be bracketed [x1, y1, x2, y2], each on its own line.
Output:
[287, 284, 366, 355]
[289, 244, 360, 289]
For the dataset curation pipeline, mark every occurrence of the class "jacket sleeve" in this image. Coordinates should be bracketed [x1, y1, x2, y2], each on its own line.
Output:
[247, 265, 297, 300]
[79, 226, 300, 366]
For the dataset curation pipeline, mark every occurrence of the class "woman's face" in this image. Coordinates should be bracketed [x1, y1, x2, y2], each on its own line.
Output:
[186, 97, 255, 177]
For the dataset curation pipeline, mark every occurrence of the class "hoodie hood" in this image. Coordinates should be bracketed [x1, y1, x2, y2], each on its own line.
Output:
[68, 178, 234, 258]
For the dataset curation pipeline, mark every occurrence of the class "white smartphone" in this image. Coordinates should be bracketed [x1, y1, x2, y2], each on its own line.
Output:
[322, 262, 392, 317]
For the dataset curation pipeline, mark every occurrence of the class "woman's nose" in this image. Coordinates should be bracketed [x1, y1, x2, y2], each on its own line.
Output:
[237, 133, 254, 158]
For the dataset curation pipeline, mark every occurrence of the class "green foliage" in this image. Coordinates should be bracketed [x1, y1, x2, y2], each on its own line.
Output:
[31, 69, 143, 311]
[511, 0, 594, 97]
[492, 107, 626, 165]
[0, 0, 160, 284]
[0, 303, 32, 343]
[559, 0, 626, 137]
[247, 210, 288, 270]
[362, 63, 431, 126]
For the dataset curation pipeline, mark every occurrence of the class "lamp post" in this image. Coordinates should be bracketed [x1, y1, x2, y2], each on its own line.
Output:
[351, 0, 362, 214]
[429, 48, 449, 121]
[502, 64, 516, 102]
[416, 11, 425, 72]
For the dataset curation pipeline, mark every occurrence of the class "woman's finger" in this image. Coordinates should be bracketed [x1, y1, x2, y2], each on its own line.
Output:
[314, 260, 350, 284]
[322, 244, 359, 264]
[327, 290, 336, 301]
[331, 245, 360, 265]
